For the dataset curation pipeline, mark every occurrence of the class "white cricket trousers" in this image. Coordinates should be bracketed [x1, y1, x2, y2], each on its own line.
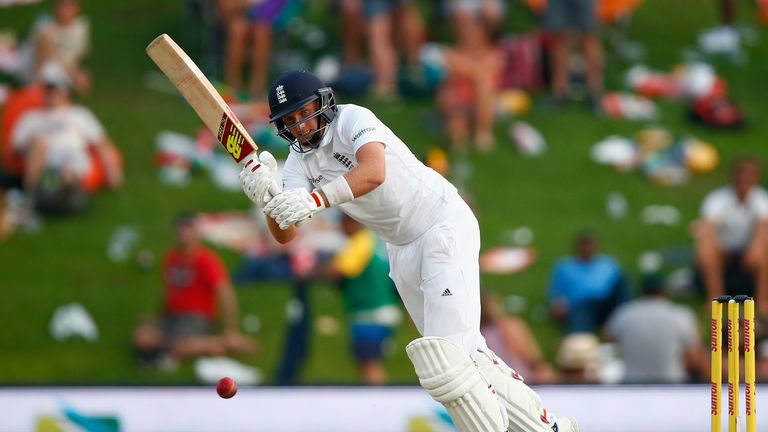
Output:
[386, 196, 487, 356]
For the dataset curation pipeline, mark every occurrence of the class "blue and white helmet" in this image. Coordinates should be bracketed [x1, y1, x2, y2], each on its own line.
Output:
[268, 70, 337, 153]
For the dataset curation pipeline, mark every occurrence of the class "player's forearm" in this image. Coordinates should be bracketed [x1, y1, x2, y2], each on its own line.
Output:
[312, 165, 380, 209]
[315, 264, 341, 281]
[343, 165, 384, 198]
[267, 214, 296, 243]
[93, 139, 123, 188]
[342, 141, 386, 199]
[694, 220, 720, 249]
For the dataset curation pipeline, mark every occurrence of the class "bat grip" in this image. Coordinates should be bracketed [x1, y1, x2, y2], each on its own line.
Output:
[268, 183, 282, 197]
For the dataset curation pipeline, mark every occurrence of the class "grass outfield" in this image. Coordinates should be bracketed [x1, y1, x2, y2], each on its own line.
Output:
[1, 0, 767, 385]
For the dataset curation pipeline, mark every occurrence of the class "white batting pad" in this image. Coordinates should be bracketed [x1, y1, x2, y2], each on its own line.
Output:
[406, 337, 507, 432]
[475, 350, 571, 432]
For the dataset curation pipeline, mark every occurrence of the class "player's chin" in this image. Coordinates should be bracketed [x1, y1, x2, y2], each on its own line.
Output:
[297, 137, 314, 147]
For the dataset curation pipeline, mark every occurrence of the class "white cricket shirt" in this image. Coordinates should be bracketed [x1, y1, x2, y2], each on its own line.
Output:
[701, 185, 768, 251]
[282, 104, 458, 245]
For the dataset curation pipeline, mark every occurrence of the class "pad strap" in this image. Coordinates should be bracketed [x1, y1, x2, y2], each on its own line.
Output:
[476, 349, 561, 432]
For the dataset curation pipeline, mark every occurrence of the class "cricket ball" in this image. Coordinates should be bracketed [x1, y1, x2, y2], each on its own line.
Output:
[216, 377, 237, 399]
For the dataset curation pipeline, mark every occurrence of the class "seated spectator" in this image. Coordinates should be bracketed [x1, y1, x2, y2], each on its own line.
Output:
[480, 291, 557, 384]
[694, 157, 768, 319]
[556, 332, 600, 384]
[217, 0, 288, 99]
[10, 65, 122, 214]
[548, 230, 631, 334]
[603, 274, 707, 383]
[1, 83, 46, 189]
[134, 213, 257, 367]
[438, 6, 503, 152]
[15, 0, 91, 94]
[315, 214, 401, 385]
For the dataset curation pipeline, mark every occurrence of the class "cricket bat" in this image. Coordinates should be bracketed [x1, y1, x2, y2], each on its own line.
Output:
[146, 34, 255, 164]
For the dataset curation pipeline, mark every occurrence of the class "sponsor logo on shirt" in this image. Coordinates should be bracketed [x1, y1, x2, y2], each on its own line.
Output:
[309, 174, 325, 185]
[351, 127, 376, 142]
[333, 152, 355, 170]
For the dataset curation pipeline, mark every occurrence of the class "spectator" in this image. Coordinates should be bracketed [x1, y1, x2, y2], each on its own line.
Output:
[1, 83, 46, 189]
[556, 332, 600, 384]
[232, 212, 346, 385]
[232, 219, 317, 386]
[363, 0, 425, 100]
[339, 0, 366, 66]
[217, 0, 288, 99]
[133, 213, 257, 366]
[17, 0, 92, 94]
[544, 0, 604, 106]
[438, 6, 503, 152]
[10, 65, 122, 214]
[447, 0, 505, 40]
[480, 291, 557, 384]
[315, 214, 402, 385]
[604, 274, 708, 383]
[694, 157, 768, 319]
[548, 230, 631, 334]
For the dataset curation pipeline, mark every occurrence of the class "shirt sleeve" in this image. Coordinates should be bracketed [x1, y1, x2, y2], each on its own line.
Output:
[282, 153, 312, 191]
[73, 106, 105, 143]
[74, 17, 90, 61]
[11, 112, 37, 152]
[547, 261, 565, 302]
[752, 189, 768, 219]
[677, 308, 698, 348]
[604, 306, 624, 338]
[700, 189, 722, 220]
[339, 105, 391, 154]
[333, 230, 375, 278]
[200, 250, 228, 292]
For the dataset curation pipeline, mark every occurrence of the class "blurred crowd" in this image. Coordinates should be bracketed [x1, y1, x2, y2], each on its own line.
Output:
[186, 0, 619, 152]
[1, 0, 768, 387]
[124, 170, 768, 386]
[1, 0, 122, 227]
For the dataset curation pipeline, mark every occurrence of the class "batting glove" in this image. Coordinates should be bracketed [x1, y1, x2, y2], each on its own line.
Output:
[239, 151, 282, 208]
[264, 188, 325, 230]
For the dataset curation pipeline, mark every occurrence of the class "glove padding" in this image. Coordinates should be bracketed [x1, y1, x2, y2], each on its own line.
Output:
[264, 188, 324, 230]
[239, 151, 282, 207]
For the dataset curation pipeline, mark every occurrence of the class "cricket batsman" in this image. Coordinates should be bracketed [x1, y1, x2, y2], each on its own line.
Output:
[239, 70, 579, 432]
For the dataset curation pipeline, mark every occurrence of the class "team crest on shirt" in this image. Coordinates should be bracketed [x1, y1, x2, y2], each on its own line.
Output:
[333, 152, 355, 170]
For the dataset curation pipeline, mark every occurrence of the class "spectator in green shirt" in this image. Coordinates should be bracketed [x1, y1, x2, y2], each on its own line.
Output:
[317, 214, 402, 385]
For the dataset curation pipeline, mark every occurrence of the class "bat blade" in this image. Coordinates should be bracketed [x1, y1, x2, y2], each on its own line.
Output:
[146, 34, 255, 163]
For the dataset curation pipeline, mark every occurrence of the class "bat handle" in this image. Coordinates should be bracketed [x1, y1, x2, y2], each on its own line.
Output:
[268, 183, 282, 197]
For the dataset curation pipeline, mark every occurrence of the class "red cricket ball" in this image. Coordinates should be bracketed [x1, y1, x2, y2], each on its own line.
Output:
[216, 377, 237, 399]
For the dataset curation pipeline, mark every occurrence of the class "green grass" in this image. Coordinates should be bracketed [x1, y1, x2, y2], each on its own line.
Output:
[1, 0, 767, 384]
